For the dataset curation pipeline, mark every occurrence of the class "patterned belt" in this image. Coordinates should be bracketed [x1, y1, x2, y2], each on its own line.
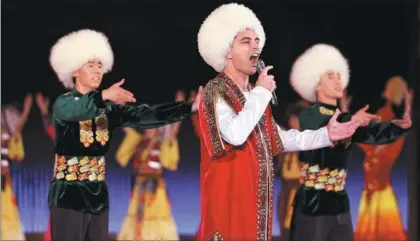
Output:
[299, 164, 346, 192]
[54, 155, 105, 182]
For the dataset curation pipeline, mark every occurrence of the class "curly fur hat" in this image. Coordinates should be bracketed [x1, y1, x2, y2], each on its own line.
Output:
[290, 44, 350, 102]
[197, 3, 266, 72]
[49, 29, 114, 89]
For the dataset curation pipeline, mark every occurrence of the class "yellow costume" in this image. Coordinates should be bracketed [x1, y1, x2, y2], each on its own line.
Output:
[277, 152, 301, 241]
[1, 133, 25, 241]
[116, 127, 180, 240]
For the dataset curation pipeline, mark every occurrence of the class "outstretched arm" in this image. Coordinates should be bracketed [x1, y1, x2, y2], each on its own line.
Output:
[15, 94, 33, 136]
[53, 79, 140, 122]
[276, 125, 332, 152]
[111, 85, 202, 130]
[36, 93, 55, 140]
[114, 101, 194, 129]
[352, 90, 412, 144]
[278, 108, 360, 152]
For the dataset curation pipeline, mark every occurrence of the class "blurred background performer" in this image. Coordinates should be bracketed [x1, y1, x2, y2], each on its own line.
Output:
[116, 91, 187, 241]
[36, 93, 55, 141]
[1, 94, 33, 241]
[276, 102, 305, 241]
[35, 92, 54, 241]
[353, 76, 412, 241]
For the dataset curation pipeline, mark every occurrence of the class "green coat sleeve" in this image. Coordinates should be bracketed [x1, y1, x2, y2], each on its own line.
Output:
[110, 101, 193, 129]
[352, 121, 407, 144]
[337, 113, 408, 145]
[52, 91, 105, 122]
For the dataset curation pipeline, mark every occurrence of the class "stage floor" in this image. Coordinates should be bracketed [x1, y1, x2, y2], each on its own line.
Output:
[25, 233, 282, 241]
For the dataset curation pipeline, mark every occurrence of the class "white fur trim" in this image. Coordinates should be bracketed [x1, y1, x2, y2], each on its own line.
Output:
[49, 29, 114, 89]
[197, 3, 265, 72]
[290, 44, 350, 102]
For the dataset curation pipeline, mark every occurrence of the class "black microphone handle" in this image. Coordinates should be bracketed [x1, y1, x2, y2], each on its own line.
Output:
[256, 60, 278, 106]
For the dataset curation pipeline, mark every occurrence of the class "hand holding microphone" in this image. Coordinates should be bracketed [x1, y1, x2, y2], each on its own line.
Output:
[255, 60, 278, 106]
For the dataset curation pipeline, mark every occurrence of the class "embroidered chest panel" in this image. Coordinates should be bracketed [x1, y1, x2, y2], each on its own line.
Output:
[79, 110, 109, 148]
[319, 106, 335, 116]
[254, 115, 275, 240]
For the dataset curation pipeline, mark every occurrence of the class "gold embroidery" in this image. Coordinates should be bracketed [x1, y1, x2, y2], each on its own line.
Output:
[79, 110, 109, 148]
[53, 155, 106, 182]
[79, 120, 94, 147]
[255, 114, 274, 240]
[299, 164, 346, 192]
[207, 232, 224, 241]
[218, 75, 247, 108]
[95, 111, 109, 146]
[319, 106, 335, 116]
[271, 116, 284, 153]
[202, 80, 224, 157]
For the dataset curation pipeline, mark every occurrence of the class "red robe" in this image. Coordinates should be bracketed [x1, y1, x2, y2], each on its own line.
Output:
[196, 74, 283, 241]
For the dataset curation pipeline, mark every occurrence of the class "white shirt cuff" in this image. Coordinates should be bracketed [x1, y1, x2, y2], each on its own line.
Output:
[278, 126, 332, 152]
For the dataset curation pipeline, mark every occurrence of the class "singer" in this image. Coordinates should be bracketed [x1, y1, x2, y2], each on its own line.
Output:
[288, 44, 412, 241]
[195, 4, 361, 241]
[47, 29, 201, 241]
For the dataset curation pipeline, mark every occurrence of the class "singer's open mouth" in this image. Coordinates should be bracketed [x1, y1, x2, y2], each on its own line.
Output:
[250, 53, 259, 65]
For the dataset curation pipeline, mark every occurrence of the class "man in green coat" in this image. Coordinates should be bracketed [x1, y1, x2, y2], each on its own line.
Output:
[288, 43, 412, 241]
[48, 29, 202, 241]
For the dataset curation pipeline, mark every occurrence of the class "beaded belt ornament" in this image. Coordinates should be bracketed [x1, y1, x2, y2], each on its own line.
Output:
[54, 155, 105, 182]
[299, 164, 346, 192]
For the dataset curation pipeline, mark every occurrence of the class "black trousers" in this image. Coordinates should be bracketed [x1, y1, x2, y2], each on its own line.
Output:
[290, 208, 353, 241]
[50, 207, 108, 241]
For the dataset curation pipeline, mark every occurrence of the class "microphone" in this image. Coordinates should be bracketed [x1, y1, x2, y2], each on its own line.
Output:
[256, 59, 278, 106]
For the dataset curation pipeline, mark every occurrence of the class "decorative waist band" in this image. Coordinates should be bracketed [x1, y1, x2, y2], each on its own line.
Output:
[299, 164, 346, 192]
[54, 155, 105, 182]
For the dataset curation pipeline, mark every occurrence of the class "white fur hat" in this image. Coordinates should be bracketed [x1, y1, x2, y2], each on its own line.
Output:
[290, 44, 350, 102]
[49, 29, 114, 89]
[197, 3, 265, 72]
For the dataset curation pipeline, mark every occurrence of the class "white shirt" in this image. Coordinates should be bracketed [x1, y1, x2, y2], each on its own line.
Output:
[215, 86, 332, 152]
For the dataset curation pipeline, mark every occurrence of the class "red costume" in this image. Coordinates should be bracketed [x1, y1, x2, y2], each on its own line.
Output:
[196, 74, 283, 240]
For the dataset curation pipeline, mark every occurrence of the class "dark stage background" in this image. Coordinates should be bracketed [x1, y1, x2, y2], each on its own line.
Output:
[1, 0, 418, 237]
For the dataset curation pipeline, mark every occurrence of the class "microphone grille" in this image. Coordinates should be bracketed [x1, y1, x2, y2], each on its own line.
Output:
[256, 59, 265, 73]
